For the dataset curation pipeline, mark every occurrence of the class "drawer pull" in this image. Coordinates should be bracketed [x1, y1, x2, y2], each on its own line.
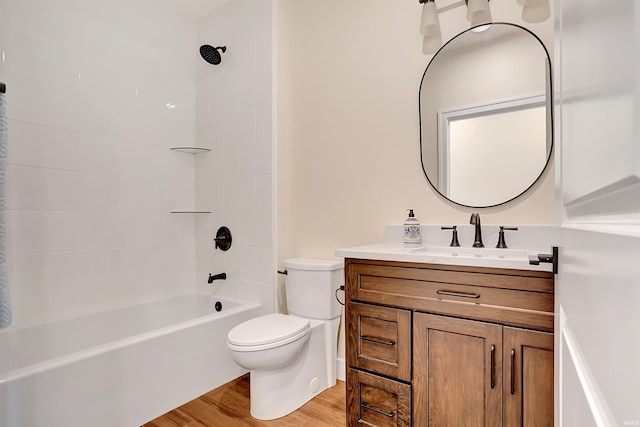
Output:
[361, 335, 396, 346]
[361, 401, 396, 418]
[490, 344, 496, 389]
[510, 349, 516, 395]
[436, 289, 481, 299]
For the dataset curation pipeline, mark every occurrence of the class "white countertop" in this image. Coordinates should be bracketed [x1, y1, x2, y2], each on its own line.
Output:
[334, 225, 557, 272]
[335, 243, 552, 272]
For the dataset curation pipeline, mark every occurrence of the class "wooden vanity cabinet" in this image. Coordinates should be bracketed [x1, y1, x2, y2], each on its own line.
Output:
[344, 258, 554, 427]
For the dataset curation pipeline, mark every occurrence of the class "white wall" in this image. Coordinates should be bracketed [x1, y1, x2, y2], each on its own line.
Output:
[276, 0, 555, 362]
[194, 0, 274, 313]
[0, 0, 198, 327]
[276, 0, 556, 268]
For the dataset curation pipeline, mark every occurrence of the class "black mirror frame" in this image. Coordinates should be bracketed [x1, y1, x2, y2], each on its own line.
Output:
[418, 22, 554, 208]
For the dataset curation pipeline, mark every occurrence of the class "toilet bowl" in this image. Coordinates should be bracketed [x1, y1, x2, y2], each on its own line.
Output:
[227, 313, 310, 371]
[226, 258, 343, 420]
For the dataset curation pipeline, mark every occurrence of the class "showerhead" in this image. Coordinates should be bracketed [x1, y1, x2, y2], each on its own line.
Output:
[199, 45, 226, 65]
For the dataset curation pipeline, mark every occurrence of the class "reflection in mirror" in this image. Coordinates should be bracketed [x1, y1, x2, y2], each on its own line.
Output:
[420, 23, 552, 208]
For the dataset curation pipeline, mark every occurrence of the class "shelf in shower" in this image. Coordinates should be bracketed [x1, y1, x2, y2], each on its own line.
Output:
[170, 147, 211, 154]
[170, 211, 211, 214]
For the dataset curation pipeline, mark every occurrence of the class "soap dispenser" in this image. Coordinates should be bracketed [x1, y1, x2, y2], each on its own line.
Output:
[403, 209, 422, 248]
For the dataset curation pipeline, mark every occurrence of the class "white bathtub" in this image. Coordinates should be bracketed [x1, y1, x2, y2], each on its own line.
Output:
[0, 294, 261, 427]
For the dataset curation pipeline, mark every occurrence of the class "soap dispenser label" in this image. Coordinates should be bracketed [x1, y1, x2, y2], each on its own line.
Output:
[404, 225, 421, 247]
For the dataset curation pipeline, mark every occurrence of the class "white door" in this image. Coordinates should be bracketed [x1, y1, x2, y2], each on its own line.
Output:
[556, 0, 640, 425]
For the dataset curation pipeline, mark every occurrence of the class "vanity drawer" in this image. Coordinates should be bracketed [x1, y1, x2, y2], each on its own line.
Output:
[346, 302, 411, 381]
[346, 259, 555, 331]
[347, 368, 411, 427]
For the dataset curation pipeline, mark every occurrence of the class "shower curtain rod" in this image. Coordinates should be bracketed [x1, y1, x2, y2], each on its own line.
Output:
[0, 82, 5, 93]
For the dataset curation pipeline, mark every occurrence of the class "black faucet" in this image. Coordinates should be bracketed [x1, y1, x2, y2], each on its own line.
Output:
[496, 226, 518, 248]
[441, 226, 460, 247]
[208, 272, 227, 283]
[470, 213, 484, 248]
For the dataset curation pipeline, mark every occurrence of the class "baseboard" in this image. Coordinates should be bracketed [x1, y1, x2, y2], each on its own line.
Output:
[336, 357, 346, 382]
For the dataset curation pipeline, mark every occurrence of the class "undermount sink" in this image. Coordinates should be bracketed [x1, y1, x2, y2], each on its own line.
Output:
[410, 245, 530, 260]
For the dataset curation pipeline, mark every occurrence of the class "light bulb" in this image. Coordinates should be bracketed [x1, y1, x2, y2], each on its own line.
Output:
[522, 0, 550, 23]
[466, 0, 491, 24]
[420, 1, 440, 36]
[422, 33, 443, 55]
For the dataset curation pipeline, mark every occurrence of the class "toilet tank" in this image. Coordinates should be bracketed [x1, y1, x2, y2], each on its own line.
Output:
[283, 258, 344, 320]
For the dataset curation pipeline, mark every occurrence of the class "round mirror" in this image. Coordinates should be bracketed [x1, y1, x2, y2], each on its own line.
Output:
[419, 23, 553, 208]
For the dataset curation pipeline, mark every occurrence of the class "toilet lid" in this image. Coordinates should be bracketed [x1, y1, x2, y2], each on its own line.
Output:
[227, 313, 310, 347]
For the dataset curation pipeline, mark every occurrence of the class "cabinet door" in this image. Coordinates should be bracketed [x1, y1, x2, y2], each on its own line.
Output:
[347, 368, 411, 427]
[503, 327, 553, 427]
[413, 313, 502, 426]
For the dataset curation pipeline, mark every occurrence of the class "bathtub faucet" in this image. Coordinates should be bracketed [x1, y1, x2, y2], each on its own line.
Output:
[208, 272, 227, 283]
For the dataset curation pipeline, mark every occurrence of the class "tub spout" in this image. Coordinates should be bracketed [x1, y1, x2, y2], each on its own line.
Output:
[208, 272, 227, 283]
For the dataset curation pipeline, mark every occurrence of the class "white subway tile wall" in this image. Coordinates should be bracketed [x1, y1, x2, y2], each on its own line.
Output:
[0, 0, 274, 326]
[194, 1, 274, 314]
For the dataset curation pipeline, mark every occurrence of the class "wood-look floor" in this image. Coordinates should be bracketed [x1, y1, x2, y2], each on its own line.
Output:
[143, 374, 346, 427]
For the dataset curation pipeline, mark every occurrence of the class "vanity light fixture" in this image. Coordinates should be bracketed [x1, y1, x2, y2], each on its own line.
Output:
[418, 0, 550, 55]
[419, 0, 492, 54]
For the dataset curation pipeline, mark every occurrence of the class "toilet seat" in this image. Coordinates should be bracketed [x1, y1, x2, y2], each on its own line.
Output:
[227, 313, 310, 352]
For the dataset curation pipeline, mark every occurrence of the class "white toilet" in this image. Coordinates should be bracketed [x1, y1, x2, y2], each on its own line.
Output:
[226, 258, 343, 420]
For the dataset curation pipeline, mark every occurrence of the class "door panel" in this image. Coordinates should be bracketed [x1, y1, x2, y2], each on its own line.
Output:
[557, 0, 640, 425]
[560, 338, 598, 427]
[428, 329, 485, 426]
[556, 230, 640, 425]
[558, 0, 640, 218]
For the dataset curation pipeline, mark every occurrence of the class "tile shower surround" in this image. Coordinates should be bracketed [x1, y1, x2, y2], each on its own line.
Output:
[0, 0, 274, 327]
